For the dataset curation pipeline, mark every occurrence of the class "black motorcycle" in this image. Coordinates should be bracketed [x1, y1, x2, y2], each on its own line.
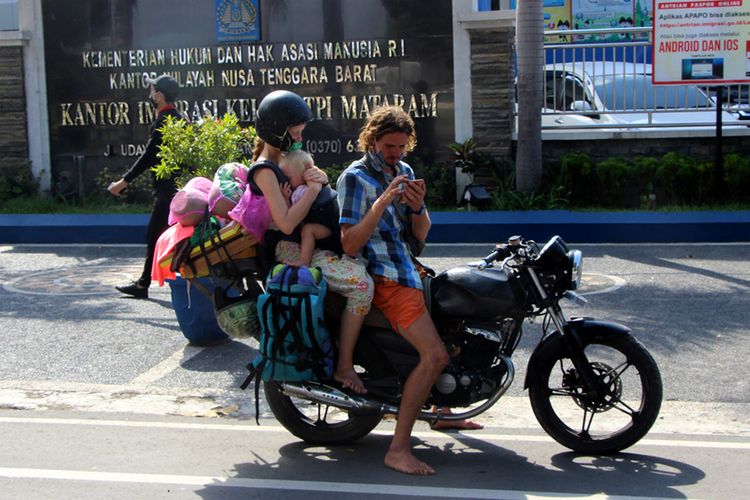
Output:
[261, 235, 663, 454]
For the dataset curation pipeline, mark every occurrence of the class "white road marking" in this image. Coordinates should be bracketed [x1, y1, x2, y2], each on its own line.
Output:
[0, 466, 692, 499]
[129, 344, 205, 386]
[1, 416, 748, 450]
[580, 273, 627, 296]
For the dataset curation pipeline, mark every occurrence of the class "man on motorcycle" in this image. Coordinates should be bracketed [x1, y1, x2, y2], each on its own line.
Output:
[337, 106, 449, 476]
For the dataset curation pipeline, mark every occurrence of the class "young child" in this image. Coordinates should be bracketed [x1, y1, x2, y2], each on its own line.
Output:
[278, 149, 338, 267]
[278, 149, 369, 394]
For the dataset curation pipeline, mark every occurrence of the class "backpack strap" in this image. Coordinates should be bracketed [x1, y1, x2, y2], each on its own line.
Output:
[300, 290, 326, 379]
[239, 359, 265, 425]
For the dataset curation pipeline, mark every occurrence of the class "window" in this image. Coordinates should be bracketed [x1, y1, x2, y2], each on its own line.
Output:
[595, 75, 714, 111]
[0, 0, 18, 31]
[545, 71, 592, 111]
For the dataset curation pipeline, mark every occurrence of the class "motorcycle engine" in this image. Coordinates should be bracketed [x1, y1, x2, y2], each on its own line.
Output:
[432, 322, 511, 407]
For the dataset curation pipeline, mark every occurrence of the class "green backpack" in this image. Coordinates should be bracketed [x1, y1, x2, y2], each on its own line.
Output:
[241, 264, 333, 422]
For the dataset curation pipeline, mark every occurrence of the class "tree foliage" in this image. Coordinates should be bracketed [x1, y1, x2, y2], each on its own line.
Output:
[154, 113, 255, 187]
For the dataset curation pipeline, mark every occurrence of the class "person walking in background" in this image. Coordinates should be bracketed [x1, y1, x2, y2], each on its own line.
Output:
[108, 74, 185, 299]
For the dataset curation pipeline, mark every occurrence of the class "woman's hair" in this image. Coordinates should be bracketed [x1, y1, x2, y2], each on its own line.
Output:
[251, 136, 265, 161]
[356, 105, 416, 153]
[279, 149, 313, 174]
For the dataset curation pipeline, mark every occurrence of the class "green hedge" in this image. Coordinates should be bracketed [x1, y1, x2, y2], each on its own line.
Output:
[546, 151, 750, 208]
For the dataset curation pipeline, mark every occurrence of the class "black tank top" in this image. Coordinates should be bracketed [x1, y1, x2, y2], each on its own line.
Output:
[248, 159, 342, 255]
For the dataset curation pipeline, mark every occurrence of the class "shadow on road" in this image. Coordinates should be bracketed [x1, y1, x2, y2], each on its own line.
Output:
[193, 431, 704, 498]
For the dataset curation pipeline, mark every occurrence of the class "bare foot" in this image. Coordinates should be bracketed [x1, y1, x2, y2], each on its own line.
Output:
[430, 418, 483, 430]
[384, 448, 435, 476]
[430, 407, 484, 430]
[333, 368, 367, 394]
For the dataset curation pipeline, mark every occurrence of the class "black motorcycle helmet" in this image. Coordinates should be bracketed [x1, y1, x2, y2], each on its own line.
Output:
[255, 90, 313, 152]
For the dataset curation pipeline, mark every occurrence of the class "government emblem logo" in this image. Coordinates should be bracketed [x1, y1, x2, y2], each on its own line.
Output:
[216, 0, 260, 42]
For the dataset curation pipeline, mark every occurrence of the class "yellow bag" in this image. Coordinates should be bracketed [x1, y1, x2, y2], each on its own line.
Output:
[177, 222, 258, 279]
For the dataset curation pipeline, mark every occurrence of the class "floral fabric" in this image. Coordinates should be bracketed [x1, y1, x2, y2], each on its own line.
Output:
[275, 240, 373, 316]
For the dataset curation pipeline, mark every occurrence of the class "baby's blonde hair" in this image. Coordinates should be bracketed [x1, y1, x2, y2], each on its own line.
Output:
[280, 149, 313, 174]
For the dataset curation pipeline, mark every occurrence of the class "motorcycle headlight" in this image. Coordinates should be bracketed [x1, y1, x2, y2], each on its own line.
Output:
[568, 250, 583, 290]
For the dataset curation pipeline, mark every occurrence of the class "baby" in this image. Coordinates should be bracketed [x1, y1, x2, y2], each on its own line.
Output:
[279, 150, 368, 394]
[278, 149, 334, 268]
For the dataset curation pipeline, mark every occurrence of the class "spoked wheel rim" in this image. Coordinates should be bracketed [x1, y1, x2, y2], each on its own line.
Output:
[529, 334, 662, 453]
[552, 356, 640, 438]
[263, 381, 382, 444]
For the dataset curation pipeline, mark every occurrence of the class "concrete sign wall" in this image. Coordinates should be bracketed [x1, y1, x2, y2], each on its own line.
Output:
[41, 0, 455, 195]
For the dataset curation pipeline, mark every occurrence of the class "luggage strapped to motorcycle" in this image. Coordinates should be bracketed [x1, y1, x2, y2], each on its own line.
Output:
[240, 264, 333, 423]
[173, 210, 258, 282]
[175, 211, 263, 339]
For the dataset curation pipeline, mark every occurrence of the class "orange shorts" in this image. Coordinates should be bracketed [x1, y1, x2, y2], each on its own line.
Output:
[372, 276, 426, 333]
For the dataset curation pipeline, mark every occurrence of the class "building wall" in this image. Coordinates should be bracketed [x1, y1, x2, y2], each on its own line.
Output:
[4, 1, 749, 200]
[0, 46, 28, 172]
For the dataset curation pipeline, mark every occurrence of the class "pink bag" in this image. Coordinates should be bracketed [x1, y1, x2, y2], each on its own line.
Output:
[169, 177, 212, 226]
[228, 187, 271, 242]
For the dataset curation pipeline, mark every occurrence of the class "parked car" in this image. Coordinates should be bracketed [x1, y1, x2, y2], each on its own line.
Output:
[540, 61, 748, 130]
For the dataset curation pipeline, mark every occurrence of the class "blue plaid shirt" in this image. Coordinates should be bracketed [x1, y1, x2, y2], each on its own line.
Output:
[337, 155, 422, 289]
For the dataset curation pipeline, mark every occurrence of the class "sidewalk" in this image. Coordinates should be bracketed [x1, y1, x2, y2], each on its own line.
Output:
[2, 379, 748, 437]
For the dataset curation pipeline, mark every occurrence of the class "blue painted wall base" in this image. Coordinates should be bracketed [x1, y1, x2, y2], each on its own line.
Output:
[428, 211, 750, 243]
[1, 211, 749, 244]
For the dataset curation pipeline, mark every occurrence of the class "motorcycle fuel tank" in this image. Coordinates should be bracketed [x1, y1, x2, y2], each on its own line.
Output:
[431, 266, 526, 320]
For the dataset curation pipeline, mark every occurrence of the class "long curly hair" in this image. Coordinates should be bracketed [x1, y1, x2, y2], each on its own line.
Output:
[356, 106, 416, 153]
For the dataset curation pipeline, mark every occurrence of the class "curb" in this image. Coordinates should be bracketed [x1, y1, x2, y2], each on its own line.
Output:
[1, 211, 750, 244]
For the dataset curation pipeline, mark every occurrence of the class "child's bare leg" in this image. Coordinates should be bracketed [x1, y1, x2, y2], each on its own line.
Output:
[286, 224, 329, 267]
[334, 309, 367, 394]
[297, 224, 331, 267]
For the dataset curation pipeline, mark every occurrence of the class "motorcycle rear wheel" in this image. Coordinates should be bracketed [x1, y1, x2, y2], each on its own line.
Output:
[264, 381, 382, 445]
[528, 333, 662, 454]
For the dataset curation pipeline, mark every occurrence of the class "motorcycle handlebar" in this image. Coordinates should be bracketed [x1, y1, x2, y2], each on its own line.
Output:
[478, 244, 512, 269]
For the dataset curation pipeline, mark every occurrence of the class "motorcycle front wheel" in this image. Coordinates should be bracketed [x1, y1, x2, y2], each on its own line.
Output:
[528, 333, 662, 454]
[264, 381, 382, 445]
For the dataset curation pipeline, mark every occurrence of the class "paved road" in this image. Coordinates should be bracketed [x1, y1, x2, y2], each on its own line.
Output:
[1, 410, 748, 499]
[1, 242, 749, 498]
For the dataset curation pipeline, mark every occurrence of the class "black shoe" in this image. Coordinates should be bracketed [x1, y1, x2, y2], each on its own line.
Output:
[116, 282, 148, 299]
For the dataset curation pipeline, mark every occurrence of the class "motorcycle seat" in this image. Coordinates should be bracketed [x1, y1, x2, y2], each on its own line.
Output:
[326, 275, 434, 331]
[326, 291, 391, 329]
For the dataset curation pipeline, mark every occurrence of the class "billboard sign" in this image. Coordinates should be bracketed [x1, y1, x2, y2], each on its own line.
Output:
[653, 0, 750, 84]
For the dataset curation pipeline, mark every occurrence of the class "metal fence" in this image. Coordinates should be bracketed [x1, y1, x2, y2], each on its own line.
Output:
[538, 27, 750, 130]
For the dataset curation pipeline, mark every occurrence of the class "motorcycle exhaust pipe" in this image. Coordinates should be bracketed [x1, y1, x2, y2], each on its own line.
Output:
[280, 355, 515, 422]
[280, 382, 400, 416]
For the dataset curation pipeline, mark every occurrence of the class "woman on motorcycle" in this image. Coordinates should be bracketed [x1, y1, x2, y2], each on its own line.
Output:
[248, 90, 374, 394]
